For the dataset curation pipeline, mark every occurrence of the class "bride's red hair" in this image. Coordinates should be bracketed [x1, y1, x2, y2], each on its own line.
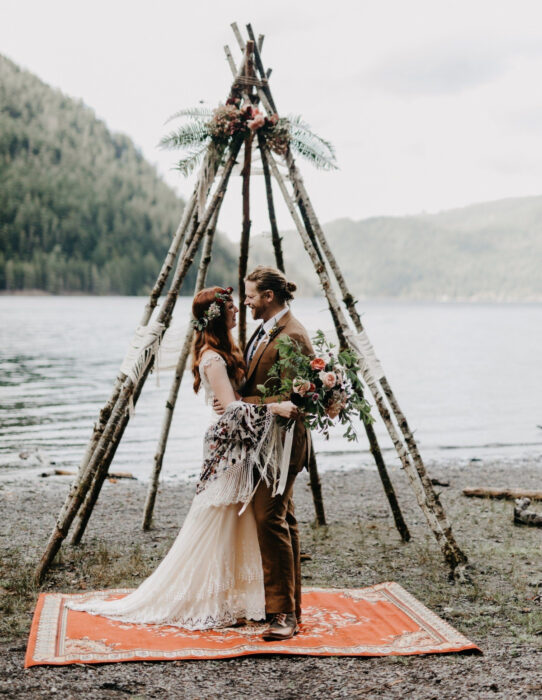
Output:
[192, 287, 246, 393]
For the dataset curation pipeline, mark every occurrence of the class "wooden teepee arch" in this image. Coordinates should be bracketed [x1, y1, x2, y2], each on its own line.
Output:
[35, 23, 468, 584]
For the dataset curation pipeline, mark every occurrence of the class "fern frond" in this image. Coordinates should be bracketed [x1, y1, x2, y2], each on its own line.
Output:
[288, 133, 338, 170]
[286, 114, 338, 171]
[173, 141, 211, 177]
[159, 121, 210, 151]
[165, 106, 214, 125]
[287, 114, 337, 159]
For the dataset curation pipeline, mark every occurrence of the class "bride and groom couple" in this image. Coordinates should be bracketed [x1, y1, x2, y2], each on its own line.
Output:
[68, 265, 313, 642]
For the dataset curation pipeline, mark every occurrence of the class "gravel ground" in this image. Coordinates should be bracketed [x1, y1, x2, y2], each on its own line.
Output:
[1, 455, 542, 699]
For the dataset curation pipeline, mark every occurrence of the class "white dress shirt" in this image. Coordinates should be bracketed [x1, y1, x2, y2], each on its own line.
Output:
[246, 306, 289, 364]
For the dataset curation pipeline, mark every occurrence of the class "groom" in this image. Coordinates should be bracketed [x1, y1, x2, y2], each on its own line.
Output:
[241, 265, 313, 641]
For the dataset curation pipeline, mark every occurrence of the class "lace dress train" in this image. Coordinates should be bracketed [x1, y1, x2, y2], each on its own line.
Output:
[65, 351, 279, 629]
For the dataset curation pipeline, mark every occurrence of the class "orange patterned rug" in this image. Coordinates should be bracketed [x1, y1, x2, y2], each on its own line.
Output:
[25, 582, 479, 667]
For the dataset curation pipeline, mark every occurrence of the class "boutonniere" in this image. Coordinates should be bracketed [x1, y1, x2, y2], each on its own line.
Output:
[267, 324, 281, 342]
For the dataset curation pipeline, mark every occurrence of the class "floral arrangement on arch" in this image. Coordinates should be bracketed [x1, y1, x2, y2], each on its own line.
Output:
[160, 97, 337, 176]
[259, 330, 373, 441]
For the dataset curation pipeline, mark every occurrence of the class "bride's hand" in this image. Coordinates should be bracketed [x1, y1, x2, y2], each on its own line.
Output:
[271, 401, 298, 419]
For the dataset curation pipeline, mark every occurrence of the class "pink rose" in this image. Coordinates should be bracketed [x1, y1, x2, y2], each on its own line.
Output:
[292, 377, 311, 396]
[319, 370, 337, 389]
[310, 357, 326, 371]
[247, 113, 265, 131]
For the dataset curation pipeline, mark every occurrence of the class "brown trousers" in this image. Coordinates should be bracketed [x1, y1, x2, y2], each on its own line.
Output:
[252, 467, 302, 620]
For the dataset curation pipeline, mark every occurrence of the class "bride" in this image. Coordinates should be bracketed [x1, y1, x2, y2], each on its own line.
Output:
[66, 286, 298, 630]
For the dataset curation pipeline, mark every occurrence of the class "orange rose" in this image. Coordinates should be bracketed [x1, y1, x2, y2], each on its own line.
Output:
[310, 357, 326, 371]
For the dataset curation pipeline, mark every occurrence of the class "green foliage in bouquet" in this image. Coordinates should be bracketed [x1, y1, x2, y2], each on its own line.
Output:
[258, 330, 373, 441]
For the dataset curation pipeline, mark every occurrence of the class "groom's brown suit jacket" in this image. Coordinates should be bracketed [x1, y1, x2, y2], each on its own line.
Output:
[242, 310, 313, 472]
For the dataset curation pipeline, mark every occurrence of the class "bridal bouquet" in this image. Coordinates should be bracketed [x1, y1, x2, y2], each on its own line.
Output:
[258, 330, 373, 441]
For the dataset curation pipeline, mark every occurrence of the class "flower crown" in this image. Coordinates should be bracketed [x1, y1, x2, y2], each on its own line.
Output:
[191, 287, 233, 332]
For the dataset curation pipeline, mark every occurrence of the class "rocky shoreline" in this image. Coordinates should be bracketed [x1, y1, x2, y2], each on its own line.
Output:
[1, 456, 541, 699]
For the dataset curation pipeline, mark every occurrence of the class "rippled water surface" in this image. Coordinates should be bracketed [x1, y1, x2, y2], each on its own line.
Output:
[1, 296, 541, 481]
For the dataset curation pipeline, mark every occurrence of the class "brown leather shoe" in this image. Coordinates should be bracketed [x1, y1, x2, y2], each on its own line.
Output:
[262, 613, 299, 641]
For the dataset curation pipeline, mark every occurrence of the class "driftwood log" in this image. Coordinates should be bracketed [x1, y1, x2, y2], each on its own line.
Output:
[514, 498, 542, 526]
[463, 487, 542, 501]
[40, 469, 135, 480]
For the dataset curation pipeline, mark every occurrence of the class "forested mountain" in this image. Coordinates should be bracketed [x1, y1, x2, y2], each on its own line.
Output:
[0, 54, 235, 294]
[249, 195, 542, 301]
[2, 54, 539, 301]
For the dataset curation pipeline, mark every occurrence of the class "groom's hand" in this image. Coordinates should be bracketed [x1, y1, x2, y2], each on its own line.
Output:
[213, 391, 240, 414]
[213, 397, 226, 414]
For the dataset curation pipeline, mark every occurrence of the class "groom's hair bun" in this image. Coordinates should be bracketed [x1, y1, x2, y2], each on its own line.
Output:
[245, 265, 296, 303]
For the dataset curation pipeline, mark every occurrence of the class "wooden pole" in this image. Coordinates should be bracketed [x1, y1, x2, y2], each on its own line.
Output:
[256, 127, 409, 541]
[68, 140, 243, 548]
[258, 130, 331, 528]
[231, 22, 245, 51]
[37, 39, 253, 578]
[246, 39, 404, 539]
[63, 190, 199, 527]
[364, 418, 410, 541]
[67, 207, 202, 546]
[246, 24, 276, 113]
[238, 132, 252, 351]
[307, 447, 326, 526]
[70, 367, 149, 544]
[247, 32, 454, 559]
[260, 141, 465, 573]
[245, 31, 409, 540]
[289, 164, 411, 541]
[278, 133, 462, 560]
[35, 136, 244, 582]
[237, 42, 255, 351]
[37, 54, 251, 569]
[141, 206, 221, 531]
[141, 190, 198, 326]
[258, 131, 285, 273]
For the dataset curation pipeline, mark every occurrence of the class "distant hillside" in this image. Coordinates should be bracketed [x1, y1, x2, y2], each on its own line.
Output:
[249, 195, 542, 300]
[3, 50, 539, 301]
[0, 54, 235, 294]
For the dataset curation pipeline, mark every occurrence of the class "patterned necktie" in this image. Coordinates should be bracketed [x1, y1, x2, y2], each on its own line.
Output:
[248, 325, 265, 365]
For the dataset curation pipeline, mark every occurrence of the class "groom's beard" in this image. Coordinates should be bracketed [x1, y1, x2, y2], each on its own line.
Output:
[248, 304, 265, 320]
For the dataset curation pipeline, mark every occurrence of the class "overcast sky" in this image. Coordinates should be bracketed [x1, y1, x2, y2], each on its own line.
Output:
[2, 0, 542, 240]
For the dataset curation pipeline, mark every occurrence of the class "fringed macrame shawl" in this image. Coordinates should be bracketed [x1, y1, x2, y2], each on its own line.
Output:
[194, 401, 288, 511]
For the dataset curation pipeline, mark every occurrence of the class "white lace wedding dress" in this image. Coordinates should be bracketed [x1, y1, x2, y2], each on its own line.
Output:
[65, 351, 279, 629]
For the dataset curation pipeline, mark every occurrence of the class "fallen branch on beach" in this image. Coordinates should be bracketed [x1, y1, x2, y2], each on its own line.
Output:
[463, 487, 542, 501]
[514, 498, 542, 527]
[40, 469, 136, 480]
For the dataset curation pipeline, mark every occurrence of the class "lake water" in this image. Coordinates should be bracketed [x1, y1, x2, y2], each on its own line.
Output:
[1, 296, 541, 482]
